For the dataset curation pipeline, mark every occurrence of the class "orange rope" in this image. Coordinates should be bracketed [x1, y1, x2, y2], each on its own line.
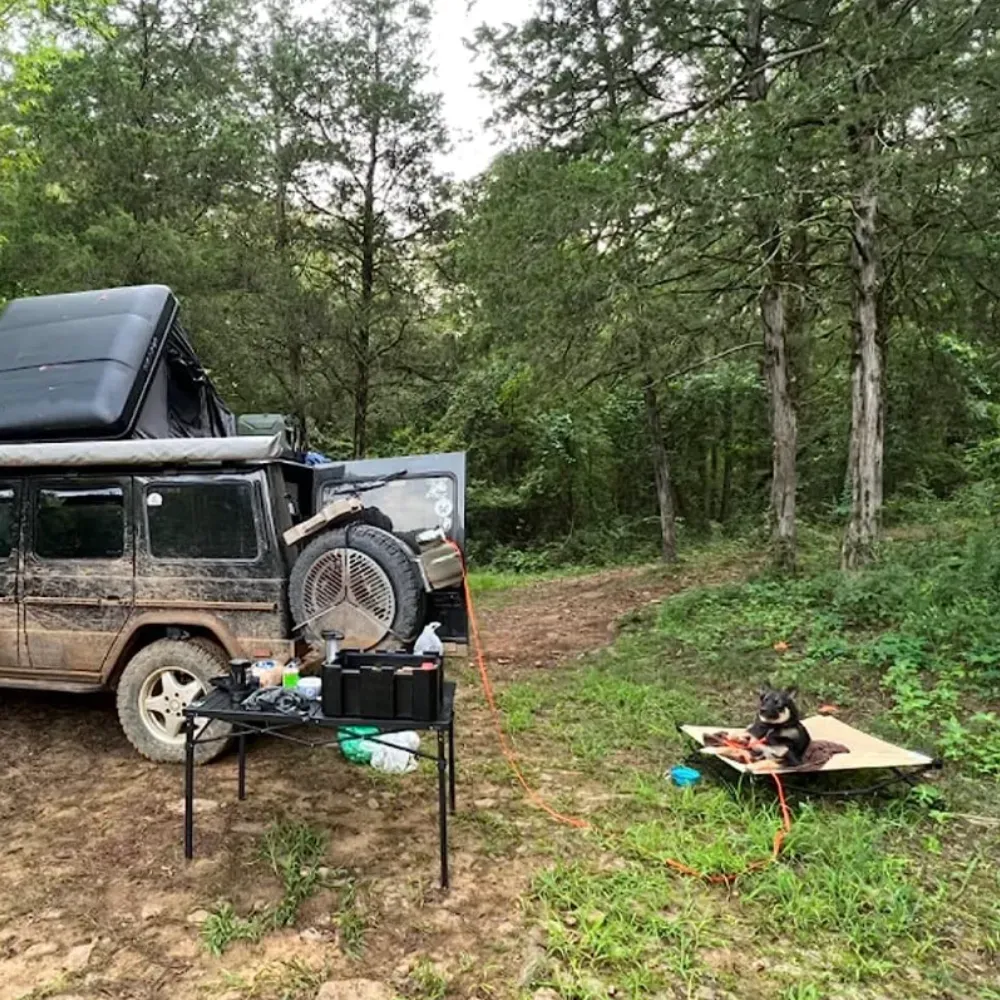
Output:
[450, 542, 793, 877]
[454, 543, 589, 829]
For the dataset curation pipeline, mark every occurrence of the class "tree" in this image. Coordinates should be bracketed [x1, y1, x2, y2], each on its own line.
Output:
[279, 0, 449, 458]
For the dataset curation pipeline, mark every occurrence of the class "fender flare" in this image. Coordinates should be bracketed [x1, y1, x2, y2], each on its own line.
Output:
[101, 611, 243, 684]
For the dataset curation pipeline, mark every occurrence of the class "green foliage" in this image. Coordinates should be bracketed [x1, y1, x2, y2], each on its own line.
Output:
[1, 0, 1000, 570]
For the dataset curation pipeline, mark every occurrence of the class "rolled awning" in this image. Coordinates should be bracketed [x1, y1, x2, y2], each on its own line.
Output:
[0, 434, 289, 468]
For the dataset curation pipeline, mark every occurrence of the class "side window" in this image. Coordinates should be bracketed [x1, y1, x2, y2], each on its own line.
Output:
[36, 486, 125, 560]
[0, 488, 15, 558]
[147, 482, 259, 561]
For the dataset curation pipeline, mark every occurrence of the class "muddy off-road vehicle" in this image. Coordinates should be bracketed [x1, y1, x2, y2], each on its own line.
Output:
[0, 285, 468, 763]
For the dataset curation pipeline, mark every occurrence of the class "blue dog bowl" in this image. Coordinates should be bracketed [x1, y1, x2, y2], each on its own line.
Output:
[670, 765, 701, 788]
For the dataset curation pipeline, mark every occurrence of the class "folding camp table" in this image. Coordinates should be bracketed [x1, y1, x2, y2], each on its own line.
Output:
[182, 682, 457, 888]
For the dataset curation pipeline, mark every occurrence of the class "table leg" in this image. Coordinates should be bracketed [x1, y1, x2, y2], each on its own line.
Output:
[437, 729, 449, 890]
[184, 716, 195, 860]
[238, 733, 247, 801]
[448, 721, 456, 814]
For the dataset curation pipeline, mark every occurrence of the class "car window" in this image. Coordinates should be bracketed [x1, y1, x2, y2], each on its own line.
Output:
[37, 486, 125, 560]
[147, 482, 259, 560]
[0, 488, 15, 558]
[322, 476, 456, 536]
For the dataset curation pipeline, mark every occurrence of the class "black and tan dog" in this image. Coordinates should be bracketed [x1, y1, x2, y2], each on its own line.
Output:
[748, 686, 811, 768]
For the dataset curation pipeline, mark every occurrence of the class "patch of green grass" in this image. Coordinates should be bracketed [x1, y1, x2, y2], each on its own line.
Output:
[402, 957, 449, 1000]
[202, 821, 330, 956]
[526, 782, 954, 996]
[214, 958, 328, 1000]
[531, 862, 714, 996]
[332, 877, 368, 957]
[498, 640, 705, 768]
[467, 565, 591, 595]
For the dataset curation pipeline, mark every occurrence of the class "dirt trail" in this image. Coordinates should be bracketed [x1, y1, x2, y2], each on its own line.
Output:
[0, 560, 744, 1000]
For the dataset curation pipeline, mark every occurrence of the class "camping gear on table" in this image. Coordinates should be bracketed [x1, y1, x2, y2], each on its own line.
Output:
[414, 622, 445, 658]
[322, 651, 443, 721]
[0, 285, 233, 442]
[296, 677, 322, 700]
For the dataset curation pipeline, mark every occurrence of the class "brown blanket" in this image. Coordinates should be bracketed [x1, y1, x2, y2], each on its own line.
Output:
[704, 731, 850, 773]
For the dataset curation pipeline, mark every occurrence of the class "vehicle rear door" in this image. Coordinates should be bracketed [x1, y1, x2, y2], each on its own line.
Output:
[311, 452, 468, 643]
[21, 477, 135, 682]
[0, 480, 22, 670]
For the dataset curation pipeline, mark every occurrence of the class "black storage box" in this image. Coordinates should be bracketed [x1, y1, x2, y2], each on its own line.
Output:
[322, 651, 443, 721]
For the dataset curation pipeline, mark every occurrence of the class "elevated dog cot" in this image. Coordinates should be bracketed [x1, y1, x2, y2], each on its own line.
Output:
[680, 715, 940, 795]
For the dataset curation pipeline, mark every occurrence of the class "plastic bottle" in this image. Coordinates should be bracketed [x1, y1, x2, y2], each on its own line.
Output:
[282, 660, 301, 689]
[413, 622, 444, 657]
[370, 731, 420, 774]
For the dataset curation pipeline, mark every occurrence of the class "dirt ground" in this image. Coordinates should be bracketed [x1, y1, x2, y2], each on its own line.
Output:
[0, 561, 736, 1000]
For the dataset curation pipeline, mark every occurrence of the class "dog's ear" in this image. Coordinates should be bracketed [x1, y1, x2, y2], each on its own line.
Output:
[785, 687, 798, 701]
[759, 683, 769, 698]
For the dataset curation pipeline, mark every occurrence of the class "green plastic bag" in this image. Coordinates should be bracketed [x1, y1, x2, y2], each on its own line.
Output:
[338, 726, 380, 765]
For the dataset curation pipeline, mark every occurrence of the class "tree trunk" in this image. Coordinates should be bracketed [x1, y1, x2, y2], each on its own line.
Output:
[842, 3, 885, 569]
[643, 374, 677, 563]
[353, 128, 378, 459]
[762, 276, 798, 571]
[841, 162, 883, 569]
[718, 390, 734, 522]
[746, 0, 797, 571]
[274, 123, 308, 445]
[352, 17, 383, 460]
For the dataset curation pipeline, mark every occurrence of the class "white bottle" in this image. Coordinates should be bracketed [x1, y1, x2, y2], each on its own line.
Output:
[413, 622, 444, 657]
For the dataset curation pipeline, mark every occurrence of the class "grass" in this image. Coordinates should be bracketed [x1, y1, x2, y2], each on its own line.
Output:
[213, 959, 329, 1000]
[491, 521, 1000, 999]
[402, 957, 450, 1000]
[202, 821, 330, 956]
[467, 564, 592, 596]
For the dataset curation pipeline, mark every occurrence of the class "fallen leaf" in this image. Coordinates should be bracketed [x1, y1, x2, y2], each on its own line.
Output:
[818, 704, 840, 715]
[773, 641, 790, 653]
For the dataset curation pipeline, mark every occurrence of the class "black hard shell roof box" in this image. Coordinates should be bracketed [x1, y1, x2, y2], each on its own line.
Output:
[0, 285, 234, 442]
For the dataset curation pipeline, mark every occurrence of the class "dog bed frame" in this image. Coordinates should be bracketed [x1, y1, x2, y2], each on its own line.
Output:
[680, 716, 940, 794]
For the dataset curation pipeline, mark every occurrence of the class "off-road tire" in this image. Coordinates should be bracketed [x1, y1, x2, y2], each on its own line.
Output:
[186, 635, 230, 666]
[117, 639, 232, 764]
[289, 523, 425, 648]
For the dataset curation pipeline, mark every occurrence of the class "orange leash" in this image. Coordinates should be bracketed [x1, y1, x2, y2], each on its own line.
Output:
[455, 546, 589, 829]
[450, 543, 793, 878]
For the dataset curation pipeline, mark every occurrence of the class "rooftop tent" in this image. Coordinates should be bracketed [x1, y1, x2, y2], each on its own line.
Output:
[0, 284, 234, 442]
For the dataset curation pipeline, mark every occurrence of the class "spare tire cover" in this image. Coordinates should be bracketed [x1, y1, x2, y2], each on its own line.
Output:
[289, 523, 425, 649]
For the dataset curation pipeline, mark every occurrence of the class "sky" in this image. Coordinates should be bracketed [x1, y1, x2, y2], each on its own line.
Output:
[427, 0, 536, 179]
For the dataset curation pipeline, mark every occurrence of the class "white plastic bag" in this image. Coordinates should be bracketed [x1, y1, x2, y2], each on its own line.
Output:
[370, 731, 420, 774]
[413, 622, 444, 657]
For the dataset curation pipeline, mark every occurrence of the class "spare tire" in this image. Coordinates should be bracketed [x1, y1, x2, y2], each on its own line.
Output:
[289, 524, 425, 649]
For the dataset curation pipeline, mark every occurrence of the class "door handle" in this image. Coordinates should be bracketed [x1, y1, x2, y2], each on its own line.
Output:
[101, 595, 126, 605]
